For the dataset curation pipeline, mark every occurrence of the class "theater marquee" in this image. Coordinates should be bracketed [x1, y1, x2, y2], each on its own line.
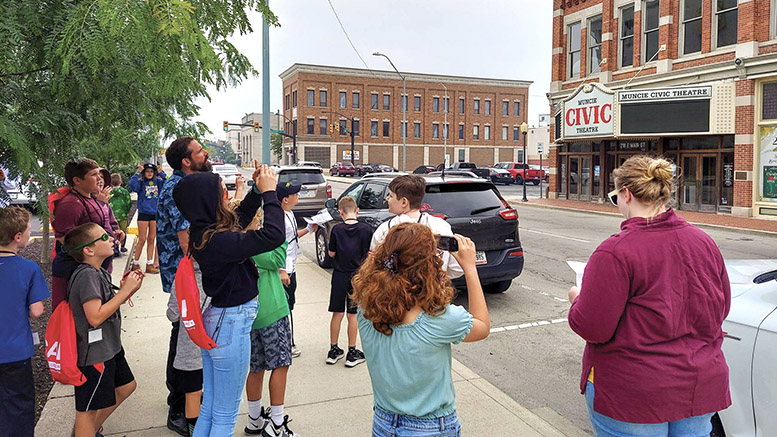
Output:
[562, 83, 615, 140]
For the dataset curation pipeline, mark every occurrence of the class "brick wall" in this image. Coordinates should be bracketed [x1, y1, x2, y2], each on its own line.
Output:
[499, 148, 514, 162]
[469, 147, 495, 167]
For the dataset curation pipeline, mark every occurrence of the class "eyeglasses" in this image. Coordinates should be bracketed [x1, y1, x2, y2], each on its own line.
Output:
[69, 233, 110, 252]
[608, 187, 625, 206]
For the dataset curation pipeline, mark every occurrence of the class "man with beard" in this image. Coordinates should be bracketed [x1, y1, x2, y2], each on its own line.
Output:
[155, 136, 212, 435]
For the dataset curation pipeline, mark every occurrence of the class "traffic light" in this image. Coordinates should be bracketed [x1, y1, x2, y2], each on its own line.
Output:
[335, 123, 340, 133]
[329, 124, 334, 133]
[253, 121, 260, 132]
[223, 121, 229, 131]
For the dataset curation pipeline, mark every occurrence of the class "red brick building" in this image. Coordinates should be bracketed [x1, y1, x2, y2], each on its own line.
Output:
[279, 64, 531, 172]
[548, 0, 777, 219]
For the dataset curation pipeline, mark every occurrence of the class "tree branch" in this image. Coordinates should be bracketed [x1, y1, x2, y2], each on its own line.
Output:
[0, 66, 50, 78]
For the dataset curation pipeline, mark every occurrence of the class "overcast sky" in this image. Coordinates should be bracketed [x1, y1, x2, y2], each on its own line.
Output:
[192, 0, 553, 144]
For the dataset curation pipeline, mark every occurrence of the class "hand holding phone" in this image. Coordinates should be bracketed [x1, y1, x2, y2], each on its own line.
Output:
[435, 235, 459, 252]
[448, 234, 477, 271]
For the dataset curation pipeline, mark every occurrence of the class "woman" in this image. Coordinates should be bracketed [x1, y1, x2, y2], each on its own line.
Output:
[568, 155, 731, 436]
[172, 163, 284, 436]
[352, 223, 490, 437]
[128, 163, 165, 273]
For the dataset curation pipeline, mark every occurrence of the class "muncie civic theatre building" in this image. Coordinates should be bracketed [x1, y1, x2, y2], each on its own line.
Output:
[548, 0, 777, 219]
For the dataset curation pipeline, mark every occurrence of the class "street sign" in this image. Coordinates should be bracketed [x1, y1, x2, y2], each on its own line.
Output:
[343, 150, 360, 161]
[537, 142, 544, 154]
[270, 129, 284, 134]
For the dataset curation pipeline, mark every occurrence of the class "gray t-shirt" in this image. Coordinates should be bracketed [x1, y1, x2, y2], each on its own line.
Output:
[68, 264, 122, 366]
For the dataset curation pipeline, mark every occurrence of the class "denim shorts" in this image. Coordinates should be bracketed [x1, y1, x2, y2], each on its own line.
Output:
[585, 381, 713, 437]
[372, 405, 461, 437]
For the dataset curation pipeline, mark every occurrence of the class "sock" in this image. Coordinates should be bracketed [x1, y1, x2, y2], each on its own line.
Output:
[146, 260, 154, 265]
[186, 417, 197, 436]
[331, 343, 337, 349]
[348, 345, 356, 352]
[133, 259, 140, 265]
[248, 399, 263, 420]
[271, 404, 284, 427]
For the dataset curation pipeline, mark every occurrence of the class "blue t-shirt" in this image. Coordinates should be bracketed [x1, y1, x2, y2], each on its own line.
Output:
[156, 171, 189, 292]
[0, 255, 50, 364]
[358, 304, 473, 418]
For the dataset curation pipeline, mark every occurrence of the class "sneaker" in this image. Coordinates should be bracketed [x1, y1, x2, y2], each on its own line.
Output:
[325, 345, 344, 364]
[166, 412, 188, 436]
[244, 406, 271, 435]
[120, 247, 128, 253]
[145, 264, 160, 274]
[261, 415, 297, 437]
[291, 346, 301, 358]
[345, 348, 366, 368]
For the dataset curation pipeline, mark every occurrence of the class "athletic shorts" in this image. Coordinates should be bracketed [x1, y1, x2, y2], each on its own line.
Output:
[137, 212, 156, 222]
[329, 270, 357, 314]
[250, 317, 293, 372]
[74, 348, 135, 412]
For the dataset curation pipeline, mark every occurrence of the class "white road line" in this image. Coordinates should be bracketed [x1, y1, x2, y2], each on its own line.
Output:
[489, 318, 568, 333]
[521, 228, 591, 243]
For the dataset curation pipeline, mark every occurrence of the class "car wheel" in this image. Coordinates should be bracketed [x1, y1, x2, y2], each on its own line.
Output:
[710, 413, 725, 437]
[315, 229, 333, 268]
[532, 180, 540, 185]
[483, 280, 511, 294]
[515, 175, 524, 185]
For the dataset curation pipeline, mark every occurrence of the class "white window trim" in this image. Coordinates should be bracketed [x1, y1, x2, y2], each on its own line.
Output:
[568, 21, 582, 79]
[641, 1, 660, 65]
[619, 5, 635, 69]
[588, 15, 603, 74]
[712, 0, 737, 50]
[772, 0, 777, 40]
[679, 0, 703, 57]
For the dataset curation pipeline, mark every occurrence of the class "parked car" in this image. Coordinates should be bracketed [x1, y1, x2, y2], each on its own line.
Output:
[296, 160, 321, 167]
[714, 259, 777, 436]
[1, 166, 37, 207]
[330, 161, 356, 177]
[361, 172, 407, 179]
[427, 170, 479, 178]
[494, 162, 545, 185]
[273, 166, 332, 216]
[211, 164, 241, 189]
[449, 162, 491, 179]
[314, 175, 524, 293]
[355, 164, 374, 177]
[481, 167, 514, 185]
[413, 165, 436, 174]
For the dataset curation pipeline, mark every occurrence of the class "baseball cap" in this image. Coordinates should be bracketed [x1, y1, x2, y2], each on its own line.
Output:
[276, 181, 301, 201]
[143, 163, 157, 173]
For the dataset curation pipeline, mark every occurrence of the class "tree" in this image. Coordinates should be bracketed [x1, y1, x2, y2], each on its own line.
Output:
[204, 140, 240, 166]
[270, 133, 283, 162]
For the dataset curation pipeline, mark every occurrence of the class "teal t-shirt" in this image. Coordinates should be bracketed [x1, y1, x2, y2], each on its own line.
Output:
[357, 304, 473, 419]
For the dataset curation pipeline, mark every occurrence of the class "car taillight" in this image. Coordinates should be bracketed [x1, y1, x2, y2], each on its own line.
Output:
[508, 250, 523, 258]
[429, 213, 447, 220]
[327, 184, 332, 198]
[499, 209, 518, 220]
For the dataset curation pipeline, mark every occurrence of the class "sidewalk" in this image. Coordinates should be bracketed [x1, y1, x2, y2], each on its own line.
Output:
[35, 242, 582, 436]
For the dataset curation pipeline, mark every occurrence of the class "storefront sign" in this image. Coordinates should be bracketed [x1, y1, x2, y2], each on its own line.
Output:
[342, 150, 360, 161]
[618, 141, 646, 151]
[723, 163, 734, 188]
[619, 86, 712, 103]
[562, 84, 614, 139]
[761, 126, 777, 200]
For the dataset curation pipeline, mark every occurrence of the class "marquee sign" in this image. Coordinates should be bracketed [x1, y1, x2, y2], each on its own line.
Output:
[619, 86, 712, 103]
[562, 83, 615, 139]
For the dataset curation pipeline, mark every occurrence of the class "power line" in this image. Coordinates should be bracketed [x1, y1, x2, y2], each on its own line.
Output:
[326, 0, 378, 78]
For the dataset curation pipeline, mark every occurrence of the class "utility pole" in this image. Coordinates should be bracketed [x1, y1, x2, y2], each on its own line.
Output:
[440, 82, 448, 167]
[261, 0, 271, 164]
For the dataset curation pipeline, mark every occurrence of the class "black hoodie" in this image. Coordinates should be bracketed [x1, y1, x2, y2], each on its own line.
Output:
[173, 172, 285, 307]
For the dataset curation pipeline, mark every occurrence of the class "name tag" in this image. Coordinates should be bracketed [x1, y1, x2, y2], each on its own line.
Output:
[88, 328, 103, 344]
[32, 332, 40, 346]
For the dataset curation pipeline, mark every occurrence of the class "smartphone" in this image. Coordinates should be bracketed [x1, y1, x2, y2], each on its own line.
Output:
[435, 235, 459, 252]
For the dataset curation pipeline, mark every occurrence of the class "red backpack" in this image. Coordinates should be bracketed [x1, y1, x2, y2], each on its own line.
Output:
[44, 300, 88, 386]
[175, 256, 216, 349]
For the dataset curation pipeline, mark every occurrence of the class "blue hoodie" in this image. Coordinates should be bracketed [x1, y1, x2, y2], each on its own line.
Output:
[129, 173, 165, 215]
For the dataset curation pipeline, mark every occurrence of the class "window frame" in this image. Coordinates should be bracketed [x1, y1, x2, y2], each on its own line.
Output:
[320, 90, 328, 107]
[502, 125, 509, 140]
[383, 121, 390, 137]
[433, 97, 440, 113]
[485, 99, 492, 115]
[588, 15, 603, 73]
[680, 0, 703, 56]
[293, 90, 298, 108]
[307, 89, 314, 107]
[484, 125, 491, 141]
[620, 6, 635, 68]
[339, 119, 347, 136]
[568, 21, 582, 78]
[502, 101, 509, 116]
[339, 91, 347, 109]
[513, 126, 520, 141]
[371, 121, 378, 137]
[458, 124, 464, 140]
[432, 122, 440, 139]
[306, 118, 315, 135]
[713, 0, 738, 49]
[473, 124, 479, 141]
[459, 97, 465, 114]
[353, 92, 360, 109]
[642, 1, 660, 64]
[414, 122, 421, 139]
[414, 96, 421, 112]
[383, 94, 390, 111]
[474, 98, 480, 115]
[320, 118, 328, 135]
[514, 101, 521, 116]
[371, 93, 378, 110]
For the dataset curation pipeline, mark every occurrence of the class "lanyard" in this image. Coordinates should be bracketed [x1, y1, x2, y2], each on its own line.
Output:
[73, 190, 106, 227]
[0, 250, 16, 255]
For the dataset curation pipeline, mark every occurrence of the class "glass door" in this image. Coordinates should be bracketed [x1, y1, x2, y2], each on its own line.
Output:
[700, 155, 717, 212]
[681, 155, 699, 211]
[569, 156, 579, 199]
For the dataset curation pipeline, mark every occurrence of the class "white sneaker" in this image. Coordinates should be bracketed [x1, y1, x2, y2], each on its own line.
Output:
[244, 406, 270, 435]
[291, 346, 301, 358]
[261, 416, 297, 437]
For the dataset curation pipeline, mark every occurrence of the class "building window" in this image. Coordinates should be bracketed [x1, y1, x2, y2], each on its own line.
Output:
[715, 0, 738, 48]
[502, 126, 509, 140]
[443, 123, 449, 140]
[433, 123, 440, 139]
[433, 97, 440, 113]
[484, 125, 491, 140]
[763, 82, 777, 120]
[589, 15, 603, 73]
[474, 99, 480, 115]
[320, 90, 327, 107]
[352, 120, 360, 136]
[443, 97, 449, 113]
[383, 94, 390, 110]
[285, 94, 289, 110]
[503, 101, 509, 116]
[414, 122, 421, 139]
[353, 92, 360, 109]
[485, 100, 491, 115]
[459, 124, 464, 140]
[340, 91, 347, 108]
[307, 90, 314, 106]
[401, 121, 407, 139]
[514, 101, 521, 116]
[371, 121, 378, 137]
[339, 119, 347, 136]
[643, 1, 660, 63]
[414, 96, 421, 112]
[285, 121, 290, 135]
[383, 121, 390, 137]
[682, 0, 702, 54]
[307, 118, 314, 135]
[320, 119, 327, 135]
[513, 126, 519, 141]
[293, 90, 297, 107]
[473, 125, 479, 140]
[620, 6, 635, 67]
[568, 21, 582, 78]
[371, 93, 378, 110]
[459, 97, 465, 114]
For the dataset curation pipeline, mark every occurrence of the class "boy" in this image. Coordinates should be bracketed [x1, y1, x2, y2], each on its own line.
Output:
[107, 173, 131, 253]
[370, 175, 463, 279]
[326, 196, 371, 367]
[0, 206, 49, 436]
[277, 182, 317, 358]
[64, 223, 143, 437]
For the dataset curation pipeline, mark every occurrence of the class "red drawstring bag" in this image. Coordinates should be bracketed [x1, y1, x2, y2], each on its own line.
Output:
[175, 255, 216, 349]
[45, 300, 87, 386]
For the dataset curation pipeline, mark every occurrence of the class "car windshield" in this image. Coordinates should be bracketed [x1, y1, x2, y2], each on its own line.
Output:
[213, 165, 238, 174]
[421, 183, 504, 216]
[278, 170, 325, 185]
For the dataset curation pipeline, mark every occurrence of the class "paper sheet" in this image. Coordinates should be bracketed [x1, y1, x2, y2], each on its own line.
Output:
[566, 261, 587, 288]
[303, 210, 333, 226]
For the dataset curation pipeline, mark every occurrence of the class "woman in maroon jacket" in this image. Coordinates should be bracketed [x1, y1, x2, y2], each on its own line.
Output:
[568, 155, 730, 436]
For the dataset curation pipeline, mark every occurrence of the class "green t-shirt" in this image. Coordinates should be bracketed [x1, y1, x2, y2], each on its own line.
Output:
[252, 242, 290, 330]
[108, 186, 132, 221]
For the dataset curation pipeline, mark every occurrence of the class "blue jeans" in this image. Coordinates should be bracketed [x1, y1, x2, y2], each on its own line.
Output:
[372, 405, 461, 437]
[193, 300, 257, 437]
[585, 382, 713, 437]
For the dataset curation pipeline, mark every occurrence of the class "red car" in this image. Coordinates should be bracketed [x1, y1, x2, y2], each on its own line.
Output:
[330, 161, 355, 177]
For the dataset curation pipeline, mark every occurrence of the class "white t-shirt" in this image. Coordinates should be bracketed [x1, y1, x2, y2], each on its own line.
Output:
[282, 210, 301, 274]
[370, 212, 463, 279]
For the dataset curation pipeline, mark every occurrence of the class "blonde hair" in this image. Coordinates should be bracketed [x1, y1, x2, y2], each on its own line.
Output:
[338, 196, 357, 214]
[613, 155, 675, 207]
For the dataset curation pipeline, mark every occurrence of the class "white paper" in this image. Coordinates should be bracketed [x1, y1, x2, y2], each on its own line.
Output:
[303, 210, 333, 226]
[88, 328, 103, 344]
[567, 261, 587, 288]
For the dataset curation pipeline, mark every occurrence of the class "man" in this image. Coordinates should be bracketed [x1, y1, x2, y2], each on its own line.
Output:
[155, 137, 211, 435]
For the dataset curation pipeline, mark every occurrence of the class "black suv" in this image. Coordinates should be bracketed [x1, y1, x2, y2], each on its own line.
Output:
[314, 175, 524, 293]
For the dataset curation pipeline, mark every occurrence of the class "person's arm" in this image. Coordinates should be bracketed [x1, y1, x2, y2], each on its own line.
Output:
[177, 229, 190, 253]
[328, 228, 337, 259]
[82, 271, 143, 327]
[29, 302, 44, 318]
[128, 173, 141, 193]
[449, 235, 490, 342]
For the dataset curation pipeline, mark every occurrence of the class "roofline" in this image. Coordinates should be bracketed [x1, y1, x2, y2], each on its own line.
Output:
[279, 63, 532, 89]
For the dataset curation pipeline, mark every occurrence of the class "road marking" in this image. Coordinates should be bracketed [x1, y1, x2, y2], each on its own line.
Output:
[489, 318, 568, 334]
[527, 287, 570, 303]
[521, 228, 591, 243]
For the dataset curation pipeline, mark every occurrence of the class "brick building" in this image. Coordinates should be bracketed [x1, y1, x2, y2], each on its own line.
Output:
[279, 64, 531, 171]
[548, 0, 777, 219]
[236, 113, 280, 166]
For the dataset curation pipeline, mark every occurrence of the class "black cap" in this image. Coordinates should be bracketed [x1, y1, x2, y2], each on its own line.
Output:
[276, 181, 301, 201]
[143, 163, 157, 173]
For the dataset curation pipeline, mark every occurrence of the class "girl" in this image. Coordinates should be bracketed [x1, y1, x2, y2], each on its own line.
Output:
[352, 223, 490, 437]
[128, 163, 165, 273]
[172, 163, 284, 436]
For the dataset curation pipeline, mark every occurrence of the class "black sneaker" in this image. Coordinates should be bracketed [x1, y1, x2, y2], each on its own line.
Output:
[245, 406, 271, 435]
[345, 348, 366, 368]
[325, 345, 344, 365]
[261, 415, 297, 437]
[167, 412, 188, 437]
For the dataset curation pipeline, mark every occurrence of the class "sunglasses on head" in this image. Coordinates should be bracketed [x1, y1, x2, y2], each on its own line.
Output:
[70, 232, 110, 252]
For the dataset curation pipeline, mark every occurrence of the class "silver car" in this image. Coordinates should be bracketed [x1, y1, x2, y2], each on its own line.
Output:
[212, 164, 241, 189]
[274, 166, 331, 216]
[1, 166, 37, 207]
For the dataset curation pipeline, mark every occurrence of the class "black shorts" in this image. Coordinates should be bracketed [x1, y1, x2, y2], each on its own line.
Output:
[137, 212, 156, 222]
[329, 270, 357, 314]
[75, 348, 135, 412]
[284, 272, 297, 311]
[0, 358, 34, 437]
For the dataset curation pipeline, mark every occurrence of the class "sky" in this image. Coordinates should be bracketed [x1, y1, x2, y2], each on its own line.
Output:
[193, 0, 553, 144]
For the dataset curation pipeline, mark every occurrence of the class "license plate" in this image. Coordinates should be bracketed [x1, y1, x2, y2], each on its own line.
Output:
[299, 190, 315, 198]
[475, 251, 487, 265]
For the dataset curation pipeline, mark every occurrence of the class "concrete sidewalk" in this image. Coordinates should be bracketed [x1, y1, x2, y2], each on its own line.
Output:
[35, 240, 578, 436]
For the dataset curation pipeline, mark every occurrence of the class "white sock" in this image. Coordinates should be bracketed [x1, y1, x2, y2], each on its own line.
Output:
[146, 260, 154, 265]
[271, 404, 284, 427]
[248, 399, 263, 420]
[133, 259, 140, 265]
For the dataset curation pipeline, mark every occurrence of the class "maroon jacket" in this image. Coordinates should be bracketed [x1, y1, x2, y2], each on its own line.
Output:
[569, 208, 731, 423]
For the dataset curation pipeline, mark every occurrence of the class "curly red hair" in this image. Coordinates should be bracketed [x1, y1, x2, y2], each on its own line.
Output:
[351, 222, 455, 336]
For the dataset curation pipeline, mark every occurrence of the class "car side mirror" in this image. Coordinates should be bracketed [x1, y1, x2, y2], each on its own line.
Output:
[247, 180, 255, 187]
[325, 198, 337, 209]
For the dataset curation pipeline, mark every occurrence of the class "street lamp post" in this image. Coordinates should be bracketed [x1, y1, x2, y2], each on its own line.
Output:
[520, 122, 529, 202]
[373, 52, 406, 171]
[440, 82, 448, 167]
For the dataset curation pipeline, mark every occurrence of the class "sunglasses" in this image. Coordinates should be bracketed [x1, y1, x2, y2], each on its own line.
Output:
[70, 232, 111, 252]
[608, 187, 627, 206]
